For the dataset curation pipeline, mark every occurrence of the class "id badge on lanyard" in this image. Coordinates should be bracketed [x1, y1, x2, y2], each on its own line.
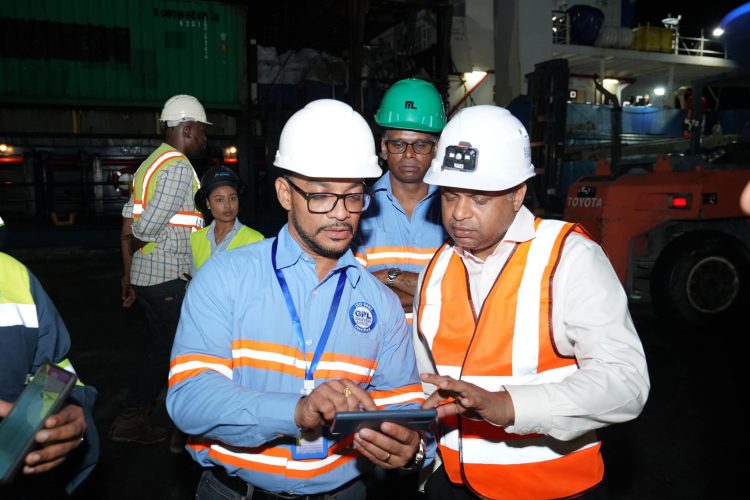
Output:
[272, 239, 347, 460]
[293, 380, 328, 460]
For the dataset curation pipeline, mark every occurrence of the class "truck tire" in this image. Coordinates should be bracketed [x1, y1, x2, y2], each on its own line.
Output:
[651, 236, 750, 328]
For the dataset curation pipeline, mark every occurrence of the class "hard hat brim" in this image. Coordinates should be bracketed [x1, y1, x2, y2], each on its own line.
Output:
[424, 168, 535, 192]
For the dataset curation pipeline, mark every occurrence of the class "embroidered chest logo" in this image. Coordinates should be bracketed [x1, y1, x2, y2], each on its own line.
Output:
[349, 302, 377, 333]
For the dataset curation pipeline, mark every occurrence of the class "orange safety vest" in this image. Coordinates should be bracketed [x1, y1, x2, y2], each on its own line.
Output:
[417, 218, 604, 500]
[132, 144, 203, 254]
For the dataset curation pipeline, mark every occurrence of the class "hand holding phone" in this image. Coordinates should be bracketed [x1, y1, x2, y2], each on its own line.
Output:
[0, 363, 78, 484]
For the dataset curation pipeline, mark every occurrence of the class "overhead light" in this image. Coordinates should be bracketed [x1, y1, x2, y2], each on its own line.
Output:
[0, 144, 7, 153]
[654, 87, 666, 96]
[462, 71, 488, 87]
[603, 78, 619, 86]
[712, 27, 724, 37]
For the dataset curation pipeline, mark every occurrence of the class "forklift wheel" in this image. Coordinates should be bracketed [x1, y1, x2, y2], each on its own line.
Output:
[651, 236, 750, 329]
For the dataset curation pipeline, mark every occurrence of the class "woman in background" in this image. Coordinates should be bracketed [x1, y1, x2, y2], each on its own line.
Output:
[190, 166, 264, 276]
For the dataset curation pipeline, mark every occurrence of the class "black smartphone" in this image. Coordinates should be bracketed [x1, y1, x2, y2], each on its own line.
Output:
[0, 363, 78, 484]
[329, 408, 437, 435]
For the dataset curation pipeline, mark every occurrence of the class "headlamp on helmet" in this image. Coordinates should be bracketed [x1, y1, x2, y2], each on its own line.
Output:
[442, 142, 478, 173]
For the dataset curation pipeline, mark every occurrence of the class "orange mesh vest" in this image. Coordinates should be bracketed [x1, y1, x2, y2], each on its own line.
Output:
[418, 218, 604, 499]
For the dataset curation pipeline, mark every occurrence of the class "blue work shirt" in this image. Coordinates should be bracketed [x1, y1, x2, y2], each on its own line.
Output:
[167, 224, 430, 495]
[354, 172, 446, 274]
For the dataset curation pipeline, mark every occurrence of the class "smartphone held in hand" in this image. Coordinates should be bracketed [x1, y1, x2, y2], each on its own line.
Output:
[0, 363, 77, 484]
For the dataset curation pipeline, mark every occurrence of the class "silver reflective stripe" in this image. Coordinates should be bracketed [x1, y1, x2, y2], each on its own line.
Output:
[0, 302, 38, 328]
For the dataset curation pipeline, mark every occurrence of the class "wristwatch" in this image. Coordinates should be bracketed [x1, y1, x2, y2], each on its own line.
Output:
[385, 268, 401, 287]
[401, 437, 426, 471]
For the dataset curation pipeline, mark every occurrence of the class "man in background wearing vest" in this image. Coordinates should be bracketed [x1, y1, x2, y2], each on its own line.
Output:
[354, 78, 446, 325]
[110, 94, 208, 445]
[413, 105, 650, 499]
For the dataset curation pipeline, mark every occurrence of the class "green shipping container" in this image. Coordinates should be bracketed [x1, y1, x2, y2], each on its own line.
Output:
[0, 0, 247, 110]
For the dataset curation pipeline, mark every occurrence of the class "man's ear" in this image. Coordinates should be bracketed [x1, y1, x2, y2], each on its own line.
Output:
[379, 137, 388, 160]
[512, 183, 527, 211]
[275, 177, 292, 211]
[182, 123, 193, 140]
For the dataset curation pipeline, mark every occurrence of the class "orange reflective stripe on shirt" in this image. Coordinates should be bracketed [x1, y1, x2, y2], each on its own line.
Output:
[188, 435, 358, 479]
[168, 353, 233, 387]
[356, 245, 438, 268]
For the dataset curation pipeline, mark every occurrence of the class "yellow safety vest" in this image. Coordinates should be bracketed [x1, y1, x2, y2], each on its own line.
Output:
[132, 144, 203, 254]
[0, 252, 83, 386]
[190, 225, 264, 270]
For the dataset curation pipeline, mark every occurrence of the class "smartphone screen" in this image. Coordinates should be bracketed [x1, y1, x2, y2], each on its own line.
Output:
[0, 363, 77, 484]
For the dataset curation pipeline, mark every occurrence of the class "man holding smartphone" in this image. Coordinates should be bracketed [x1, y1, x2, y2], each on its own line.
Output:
[0, 252, 99, 498]
[167, 100, 432, 500]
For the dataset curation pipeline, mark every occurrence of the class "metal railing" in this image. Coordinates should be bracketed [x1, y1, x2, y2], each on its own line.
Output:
[551, 11, 727, 59]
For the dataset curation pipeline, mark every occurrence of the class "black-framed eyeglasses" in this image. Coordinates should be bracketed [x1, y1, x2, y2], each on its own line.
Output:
[284, 177, 371, 214]
[384, 139, 436, 155]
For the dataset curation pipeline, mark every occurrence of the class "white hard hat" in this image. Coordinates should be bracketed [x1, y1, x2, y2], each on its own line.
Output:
[425, 105, 535, 191]
[273, 99, 382, 179]
[160, 94, 212, 126]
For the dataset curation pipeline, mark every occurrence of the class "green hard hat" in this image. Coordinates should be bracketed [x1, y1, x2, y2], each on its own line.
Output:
[374, 78, 446, 133]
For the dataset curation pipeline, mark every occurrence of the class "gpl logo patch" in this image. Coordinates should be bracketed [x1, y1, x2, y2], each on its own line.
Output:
[349, 302, 377, 333]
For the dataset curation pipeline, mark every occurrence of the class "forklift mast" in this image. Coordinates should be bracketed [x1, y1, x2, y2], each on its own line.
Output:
[526, 59, 569, 215]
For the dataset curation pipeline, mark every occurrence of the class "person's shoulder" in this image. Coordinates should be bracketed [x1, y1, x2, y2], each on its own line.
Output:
[0, 251, 24, 269]
[165, 154, 192, 171]
[190, 226, 208, 245]
[0, 252, 32, 285]
[221, 236, 272, 263]
[238, 224, 265, 241]
[195, 238, 273, 287]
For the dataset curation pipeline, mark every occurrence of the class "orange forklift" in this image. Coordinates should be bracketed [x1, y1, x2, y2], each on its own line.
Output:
[565, 151, 750, 328]
[563, 73, 750, 327]
[528, 61, 750, 328]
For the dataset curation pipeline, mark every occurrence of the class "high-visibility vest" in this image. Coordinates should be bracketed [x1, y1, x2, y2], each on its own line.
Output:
[0, 252, 83, 386]
[132, 144, 203, 254]
[417, 219, 604, 500]
[190, 225, 264, 270]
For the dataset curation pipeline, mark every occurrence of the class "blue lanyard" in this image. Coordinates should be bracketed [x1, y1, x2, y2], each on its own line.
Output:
[271, 238, 347, 386]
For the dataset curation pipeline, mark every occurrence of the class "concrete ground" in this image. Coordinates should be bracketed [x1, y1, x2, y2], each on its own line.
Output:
[8, 246, 740, 500]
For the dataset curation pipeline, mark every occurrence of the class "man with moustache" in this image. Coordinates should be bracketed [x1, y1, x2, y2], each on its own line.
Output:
[167, 99, 432, 500]
[354, 78, 447, 323]
[413, 105, 650, 499]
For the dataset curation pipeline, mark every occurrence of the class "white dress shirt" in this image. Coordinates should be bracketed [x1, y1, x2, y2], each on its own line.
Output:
[413, 206, 650, 441]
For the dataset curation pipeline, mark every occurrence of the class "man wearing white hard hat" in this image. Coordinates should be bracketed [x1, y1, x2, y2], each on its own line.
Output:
[111, 94, 209, 445]
[167, 99, 433, 499]
[413, 105, 650, 499]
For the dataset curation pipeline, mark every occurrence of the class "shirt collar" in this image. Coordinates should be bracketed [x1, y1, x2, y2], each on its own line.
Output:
[207, 218, 242, 243]
[453, 205, 536, 262]
[375, 171, 439, 200]
[275, 224, 362, 287]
